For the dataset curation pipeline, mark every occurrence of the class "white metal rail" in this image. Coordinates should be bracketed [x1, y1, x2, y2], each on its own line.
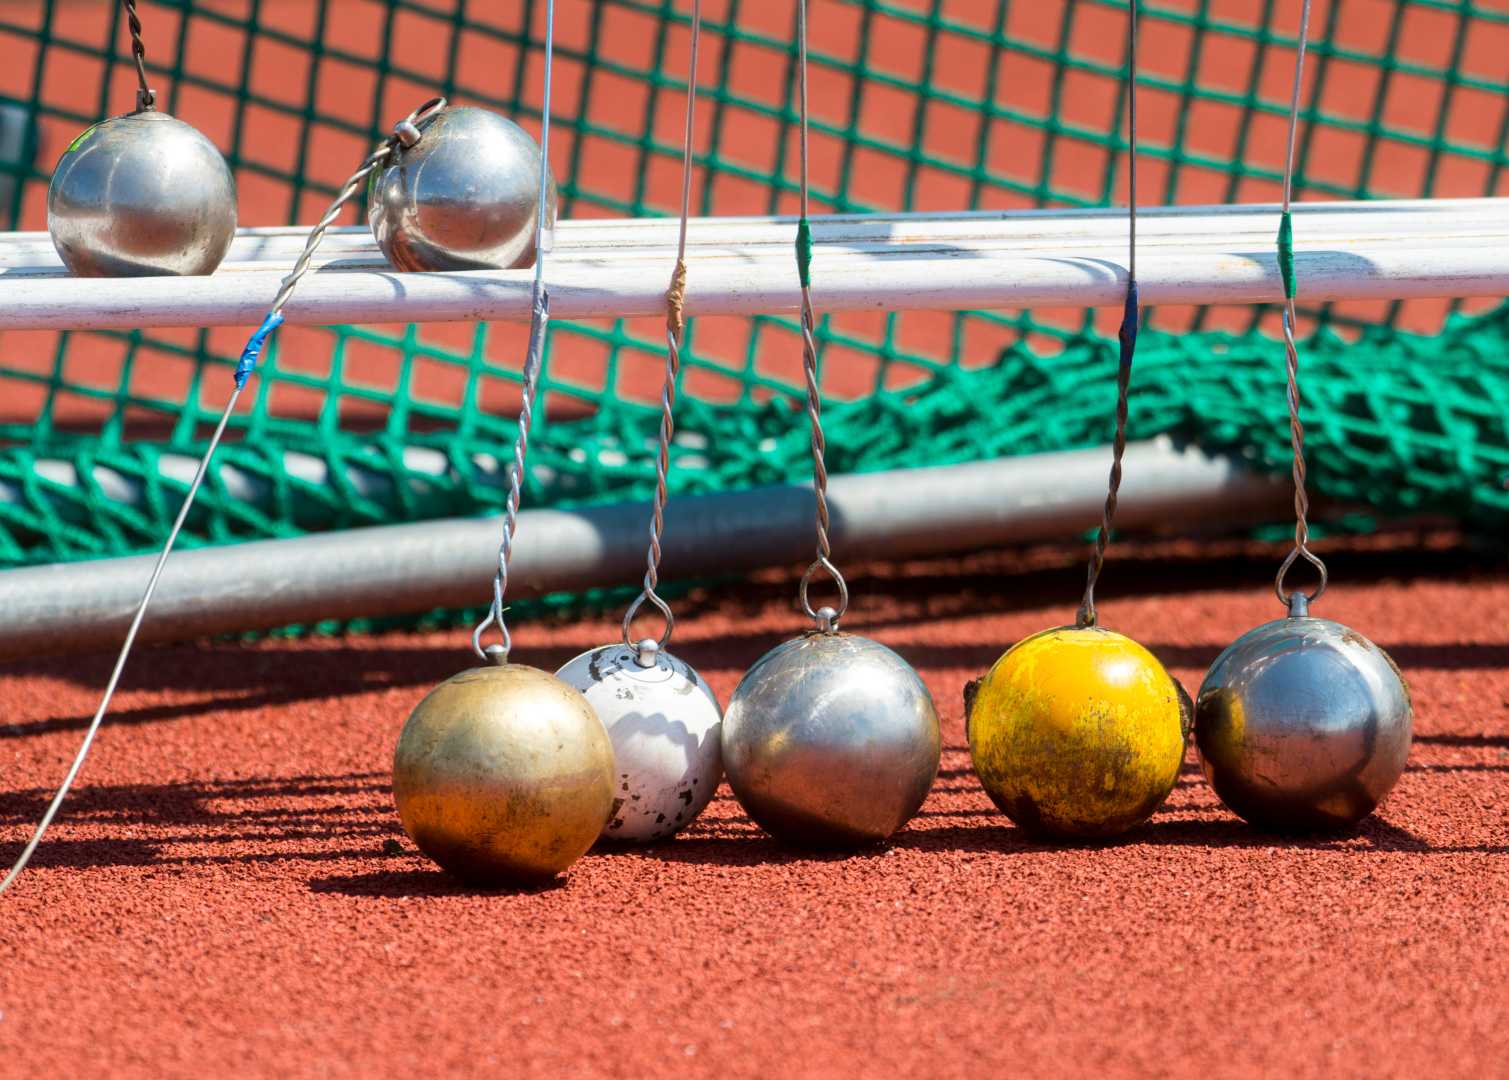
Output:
[0, 198, 1504, 330]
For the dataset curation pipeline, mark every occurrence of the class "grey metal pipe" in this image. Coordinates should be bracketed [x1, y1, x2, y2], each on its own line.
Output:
[0, 438, 1288, 660]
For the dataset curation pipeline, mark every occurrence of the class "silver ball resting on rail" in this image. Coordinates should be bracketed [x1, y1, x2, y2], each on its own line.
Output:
[1195, 614, 1413, 832]
[721, 631, 940, 848]
[367, 105, 557, 272]
[47, 111, 237, 277]
[555, 642, 723, 843]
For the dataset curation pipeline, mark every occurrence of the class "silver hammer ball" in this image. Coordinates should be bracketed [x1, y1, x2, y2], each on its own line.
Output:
[367, 105, 557, 272]
[47, 111, 237, 277]
[1195, 615, 1413, 832]
[721, 631, 941, 848]
[555, 642, 723, 843]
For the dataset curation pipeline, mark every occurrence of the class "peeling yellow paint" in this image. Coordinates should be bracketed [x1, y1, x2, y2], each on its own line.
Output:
[966, 626, 1186, 838]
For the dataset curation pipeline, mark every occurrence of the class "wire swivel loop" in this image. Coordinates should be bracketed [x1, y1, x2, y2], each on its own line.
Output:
[465, 5, 557, 666]
[470, 279, 552, 662]
[614, 2, 704, 666]
[1275, 544, 1328, 613]
[471, 573, 512, 664]
[1072, 3, 1140, 632]
[1271, 0, 1322, 616]
[392, 97, 447, 148]
[788, 2, 850, 636]
[621, 588, 675, 662]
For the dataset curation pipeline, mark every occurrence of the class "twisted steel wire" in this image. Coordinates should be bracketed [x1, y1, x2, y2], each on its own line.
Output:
[794, 0, 848, 632]
[622, 0, 704, 656]
[1077, 0, 1140, 630]
[270, 99, 445, 320]
[0, 96, 449, 897]
[1274, 0, 1328, 611]
[472, 283, 550, 661]
[471, 0, 559, 661]
[122, 0, 155, 112]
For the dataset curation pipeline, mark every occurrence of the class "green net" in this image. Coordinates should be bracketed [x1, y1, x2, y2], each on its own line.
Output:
[0, 0, 1506, 579]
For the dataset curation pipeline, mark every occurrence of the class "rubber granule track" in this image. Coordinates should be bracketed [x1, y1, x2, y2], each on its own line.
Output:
[1, 533, 1506, 1078]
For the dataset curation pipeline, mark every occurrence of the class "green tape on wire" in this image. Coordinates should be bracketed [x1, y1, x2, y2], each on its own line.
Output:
[795, 218, 813, 288]
[1277, 211, 1296, 301]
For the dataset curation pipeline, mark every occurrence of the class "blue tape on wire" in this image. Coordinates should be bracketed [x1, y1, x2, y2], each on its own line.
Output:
[1117, 280, 1140, 360]
[234, 310, 285, 389]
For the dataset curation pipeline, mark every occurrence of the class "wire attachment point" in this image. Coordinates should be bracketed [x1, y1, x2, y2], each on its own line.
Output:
[123, 0, 157, 114]
[470, 280, 551, 662]
[1073, 1, 1140, 631]
[621, 588, 675, 659]
[1275, 544, 1328, 610]
[1271, 0, 1323, 615]
[633, 637, 660, 669]
[613, 4, 703, 660]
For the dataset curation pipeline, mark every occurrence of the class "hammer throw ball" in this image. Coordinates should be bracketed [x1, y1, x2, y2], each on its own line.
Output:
[556, 643, 722, 843]
[967, 626, 1189, 839]
[393, 663, 614, 884]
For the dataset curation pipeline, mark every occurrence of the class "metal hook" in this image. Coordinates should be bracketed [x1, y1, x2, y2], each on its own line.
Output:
[471, 576, 511, 662]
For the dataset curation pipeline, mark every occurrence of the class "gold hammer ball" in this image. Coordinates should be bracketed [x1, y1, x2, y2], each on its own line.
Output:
[966, 626, 1189, 839]
[393, 663, 615, 884]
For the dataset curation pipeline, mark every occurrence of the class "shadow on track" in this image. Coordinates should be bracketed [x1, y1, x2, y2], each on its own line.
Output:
[309, 868, 568, 899]
[891, 813, 1509, 856]
[0, 771, 400, 871]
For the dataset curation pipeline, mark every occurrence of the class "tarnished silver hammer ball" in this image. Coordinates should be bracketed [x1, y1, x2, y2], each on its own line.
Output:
[1195, 615, 1412, 832]
[48, 111, 237, 277]
[722, 631, 940, 848]
[368, 105, 557, 272]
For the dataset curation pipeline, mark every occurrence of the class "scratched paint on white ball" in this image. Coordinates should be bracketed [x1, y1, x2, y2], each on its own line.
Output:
[556, 645, 723, 842]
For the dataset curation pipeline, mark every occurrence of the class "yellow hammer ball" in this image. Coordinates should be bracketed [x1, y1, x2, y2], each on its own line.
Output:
[965, 626, 1190, 839]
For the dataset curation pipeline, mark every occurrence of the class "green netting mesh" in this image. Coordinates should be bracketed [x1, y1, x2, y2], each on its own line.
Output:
[0, 0, 1506, 579]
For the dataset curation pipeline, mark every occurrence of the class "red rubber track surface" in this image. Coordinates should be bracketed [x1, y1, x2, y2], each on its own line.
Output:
[1, 533, 1506, 1078]
[2, 3, 1506, 1075]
